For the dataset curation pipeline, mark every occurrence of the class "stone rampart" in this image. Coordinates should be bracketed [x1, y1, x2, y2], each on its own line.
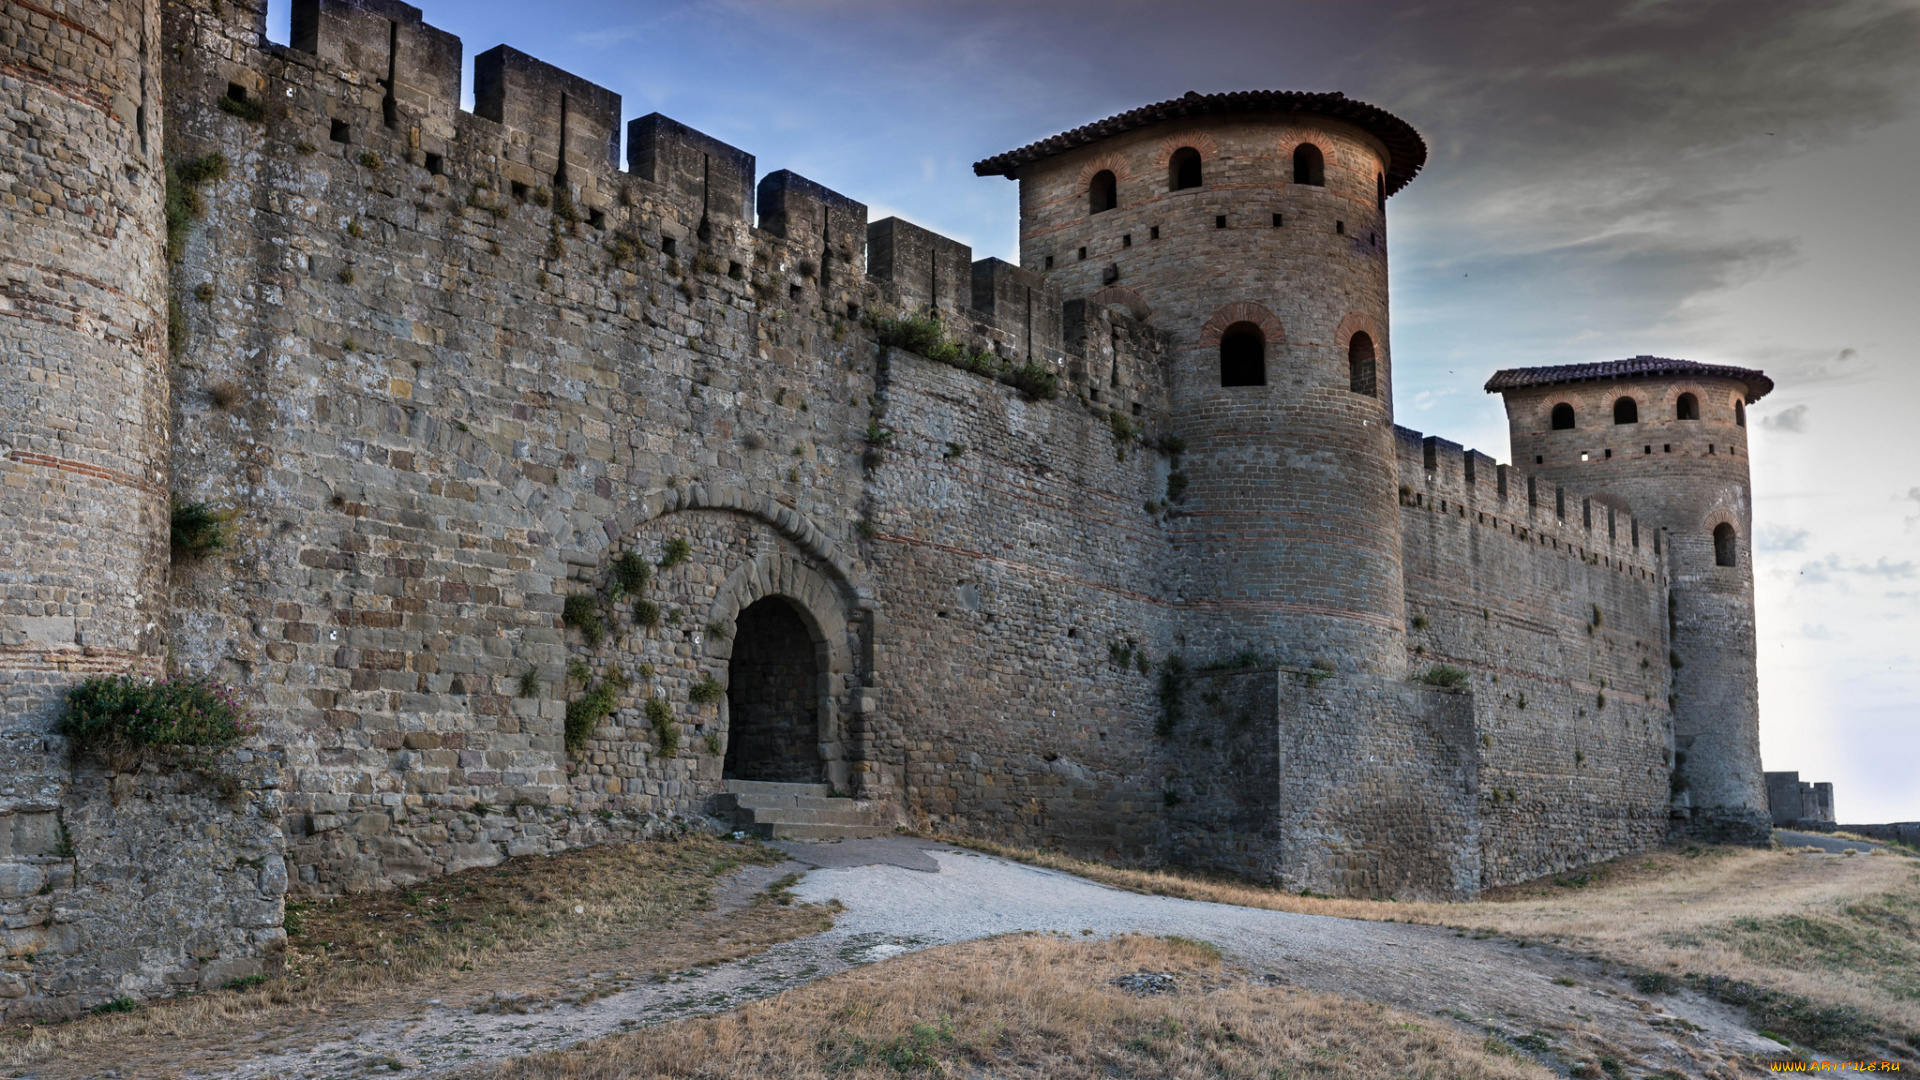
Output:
[0, 0, 1735, 1009]
[1396, 427, 1673, 884]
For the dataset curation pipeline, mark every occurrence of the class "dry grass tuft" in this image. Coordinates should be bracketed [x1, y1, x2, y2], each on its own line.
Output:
[943, 835, 1920, 1039]
[1, 833, 825, 1077]
[484, 933, 1552, 1079]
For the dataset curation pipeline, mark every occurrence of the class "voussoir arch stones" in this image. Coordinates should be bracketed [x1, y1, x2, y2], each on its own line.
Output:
[588, 484, 871, 601]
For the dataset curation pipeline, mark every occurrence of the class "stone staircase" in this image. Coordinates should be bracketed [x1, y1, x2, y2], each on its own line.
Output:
[712, 780, 890, 840]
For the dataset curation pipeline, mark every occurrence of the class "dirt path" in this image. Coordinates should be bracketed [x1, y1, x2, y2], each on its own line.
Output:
[90, 838, 1807, 1078]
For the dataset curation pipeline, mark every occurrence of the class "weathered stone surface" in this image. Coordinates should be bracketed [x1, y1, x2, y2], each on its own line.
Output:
[0, 0, 1771, 1016]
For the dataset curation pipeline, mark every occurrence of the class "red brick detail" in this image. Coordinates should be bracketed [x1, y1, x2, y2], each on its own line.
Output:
[1074, 153, 1134, 187]
[1089, 286, 1151, 322]
[6, 450, 166, 496]
[1276, 128, 1340, 167]
[1335, 311, 1386, 358]
[1152, 133, 1218, 169]
[1197, 301, 1286, 349]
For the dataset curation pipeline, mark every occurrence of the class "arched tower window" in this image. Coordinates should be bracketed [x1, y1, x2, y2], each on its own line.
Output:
[1348, 332, 1377, 396]
[1551, 403, 1575, 430]
[1169, 147, 1202, 191]
[1713, 523, 1738, 567]
[1375, 173, 1385, 212]
[1735, 399, 1746, 427]
[1613, 397, 1638, 424]
[1293, 144, 1325, 186]
[1676, 392, 1699, 421]
[1219, 322, 1266, 387]
[1088, 170, 1117, 215]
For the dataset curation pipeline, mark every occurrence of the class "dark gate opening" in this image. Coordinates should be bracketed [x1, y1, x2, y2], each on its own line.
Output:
[722, 596, 820, 783]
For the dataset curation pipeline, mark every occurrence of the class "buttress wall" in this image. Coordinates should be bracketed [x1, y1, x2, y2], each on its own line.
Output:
[1395, 428, 1673, 885]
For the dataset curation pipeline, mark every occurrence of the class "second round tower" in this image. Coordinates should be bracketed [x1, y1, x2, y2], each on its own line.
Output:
[976, 91, 1427, 672]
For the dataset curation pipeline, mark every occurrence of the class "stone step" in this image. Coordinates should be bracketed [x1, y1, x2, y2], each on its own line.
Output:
[742, 805, 879, 828]
[717, 791, 869, 812]
[742, 820, 892, 841]
[723, 779, 831, 798]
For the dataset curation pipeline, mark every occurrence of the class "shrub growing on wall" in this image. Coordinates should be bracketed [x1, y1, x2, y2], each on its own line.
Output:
[58, 674, 256, 757]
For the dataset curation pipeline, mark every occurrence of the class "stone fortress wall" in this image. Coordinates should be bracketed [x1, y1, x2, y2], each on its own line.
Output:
[0, 0, 1772, 1017]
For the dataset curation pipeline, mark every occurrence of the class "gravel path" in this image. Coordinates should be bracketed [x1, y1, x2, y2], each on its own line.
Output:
[147, 837, 1794, 1079]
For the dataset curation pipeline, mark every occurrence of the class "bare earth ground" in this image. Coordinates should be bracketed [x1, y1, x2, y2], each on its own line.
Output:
[7, 835, 1916, 1078]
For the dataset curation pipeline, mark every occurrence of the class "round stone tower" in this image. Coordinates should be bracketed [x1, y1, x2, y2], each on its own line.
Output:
[975, 91, 1427, 673]
[1486, 356, 1773, 843]
[0, 1, 171, 732]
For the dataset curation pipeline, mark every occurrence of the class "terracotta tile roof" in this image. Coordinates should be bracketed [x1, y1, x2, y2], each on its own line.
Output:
[1484, 355, 1773, 402]
[972, 90, 1427, 195]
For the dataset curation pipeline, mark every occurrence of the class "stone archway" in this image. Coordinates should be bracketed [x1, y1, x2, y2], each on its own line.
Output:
[701, 549, 862, 793]
[723, 596, 822, 783]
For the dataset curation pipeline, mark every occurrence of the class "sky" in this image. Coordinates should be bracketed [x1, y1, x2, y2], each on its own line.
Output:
[269, 0, 1920, 822]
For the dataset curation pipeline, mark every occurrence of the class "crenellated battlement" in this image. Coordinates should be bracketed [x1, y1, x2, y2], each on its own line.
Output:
[1395, 425, 1665, 582]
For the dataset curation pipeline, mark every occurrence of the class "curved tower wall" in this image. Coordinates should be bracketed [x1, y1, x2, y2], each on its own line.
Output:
[1013, 115, 1407, 673]
[1500, 376, 1769, 841]
[0, 3, 170, 737]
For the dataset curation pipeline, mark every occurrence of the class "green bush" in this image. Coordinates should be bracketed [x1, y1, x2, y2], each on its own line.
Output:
[564, 669, 628, 752]
[658, 537, 691, 569]
[688, 674, 723, 705]
[216, 94, 267, 123]
[165, 153, 227, 264]
[610, 551, 651, 595]
[58, 674, 256, 756]
[170, 497, 229, 557]
[645, 696, 680, 755]
[1420, 665, 1471, 689]
[633, 598, 661, 627]
[561, 594, 604, 646]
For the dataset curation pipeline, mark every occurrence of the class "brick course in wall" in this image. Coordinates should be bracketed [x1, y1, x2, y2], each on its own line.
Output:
[0, 0, 1774, 1010]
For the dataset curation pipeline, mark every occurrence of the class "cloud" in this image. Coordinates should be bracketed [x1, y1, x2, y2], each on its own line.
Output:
[1761, 404, 1809, 433]
[1798, 554, 1918, 584]
[1757, 524, 1811, 552]
[1801, 623, 1847, 641]
[1906, 487, 1920, 531]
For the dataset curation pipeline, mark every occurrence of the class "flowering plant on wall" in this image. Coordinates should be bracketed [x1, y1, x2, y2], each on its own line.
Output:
[57, 674, 257, 755]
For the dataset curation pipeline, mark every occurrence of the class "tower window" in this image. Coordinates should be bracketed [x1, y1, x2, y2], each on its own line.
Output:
[1713, 523, 1737, 567]
[1088, 170, 1117, 215]
[1376, 173, 1385, 212]
[1214, 215, 1226, 229]
[1613, 397, 1638, 424]
[1043, 254, 1054, 269]
[1272, 213, 1283, 227]
[1348, 332, 1377, 397]
[1335, 220, 1345, 234]
[330, 118, 351, 144]
[1169, 147, 1202, 190]
[1293, 143, 1325, 186]
[1551, 403, 1575, 430]
[1676, 392, 1699, 420]
[1219, 322, 1266, 387]
[1122, 234, 1131, 248]
[1077, 247, 1087, 261]
[1149, 226, 1159, 240]
[227, 82, 248, 104]
[1735, 399, 1746, 426]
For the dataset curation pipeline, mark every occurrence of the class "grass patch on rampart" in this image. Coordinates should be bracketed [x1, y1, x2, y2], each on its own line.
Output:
[485, 933, 1551, 1080]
